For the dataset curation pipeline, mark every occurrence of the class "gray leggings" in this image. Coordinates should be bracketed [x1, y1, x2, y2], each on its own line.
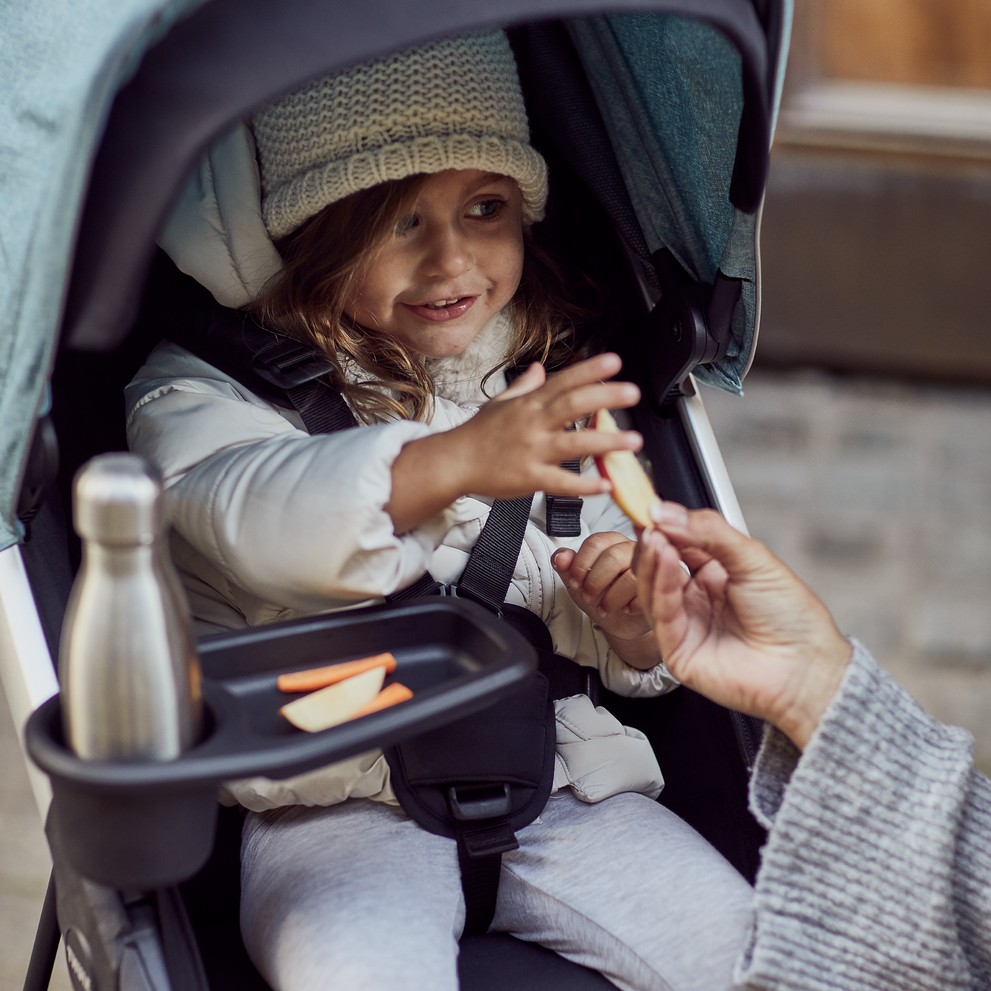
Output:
[240, 791, 753, 991]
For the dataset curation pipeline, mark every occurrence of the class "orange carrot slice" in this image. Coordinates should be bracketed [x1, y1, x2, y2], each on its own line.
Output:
[346, 682, 414, 721]
[277, 653, 397, 694]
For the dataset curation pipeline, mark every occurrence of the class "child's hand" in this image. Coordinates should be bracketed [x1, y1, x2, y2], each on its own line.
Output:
[453, 352, 642, 500]
[388, 353, 640, 534]
[553, 533, 653, 643]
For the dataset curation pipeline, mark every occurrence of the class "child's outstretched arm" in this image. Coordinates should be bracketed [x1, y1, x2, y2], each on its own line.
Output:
[386, 353, 642, 534]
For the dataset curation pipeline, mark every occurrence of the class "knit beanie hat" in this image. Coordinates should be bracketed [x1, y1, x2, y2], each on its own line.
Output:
[252, 30, 548, 239]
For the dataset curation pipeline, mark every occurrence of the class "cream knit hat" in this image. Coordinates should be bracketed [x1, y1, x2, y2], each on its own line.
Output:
[252, 30, 548, 239]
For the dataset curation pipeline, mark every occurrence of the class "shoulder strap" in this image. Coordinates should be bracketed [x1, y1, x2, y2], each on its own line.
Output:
[166, 306, 356, 433]
[454, 495, 534, 613]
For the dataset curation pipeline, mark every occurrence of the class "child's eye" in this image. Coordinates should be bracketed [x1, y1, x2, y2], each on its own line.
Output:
[395, 213, 419, 236]
[467, 199, 503, 219]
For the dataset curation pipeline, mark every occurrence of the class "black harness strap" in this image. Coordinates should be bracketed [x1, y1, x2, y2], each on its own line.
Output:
[285, 382, 356, 436]
[456, 817, 519, 936]
[455, 495, 534, 613]
[545, 458, 583, 537]
[386, 572, 444, 601]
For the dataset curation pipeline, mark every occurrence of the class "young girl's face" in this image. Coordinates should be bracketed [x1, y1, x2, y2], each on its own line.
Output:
[345, 169, 525, 359]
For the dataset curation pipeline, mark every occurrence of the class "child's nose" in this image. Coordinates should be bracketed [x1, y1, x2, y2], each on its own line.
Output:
[422, 225, 473, 279]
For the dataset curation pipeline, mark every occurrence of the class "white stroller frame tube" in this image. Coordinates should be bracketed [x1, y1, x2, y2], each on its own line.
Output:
[678, 378, 749, 536]
[0, 544, 59, 819]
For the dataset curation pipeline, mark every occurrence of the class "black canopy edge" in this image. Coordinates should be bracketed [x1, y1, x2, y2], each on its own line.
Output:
[62, 0, 775, 352]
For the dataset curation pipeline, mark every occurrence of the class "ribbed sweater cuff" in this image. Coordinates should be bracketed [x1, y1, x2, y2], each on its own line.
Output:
[738, 640, 977, 990]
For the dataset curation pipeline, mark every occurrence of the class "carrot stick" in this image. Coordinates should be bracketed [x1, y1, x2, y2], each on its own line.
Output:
[277, 653, 397, 694]
[346, 682, 413, 721]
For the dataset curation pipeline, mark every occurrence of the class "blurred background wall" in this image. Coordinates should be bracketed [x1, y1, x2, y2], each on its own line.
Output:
[700, 0, 991, 779]
[757, 0, 991, 381]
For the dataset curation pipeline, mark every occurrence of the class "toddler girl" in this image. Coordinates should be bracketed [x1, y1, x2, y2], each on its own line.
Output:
[126, 30, 752, 991]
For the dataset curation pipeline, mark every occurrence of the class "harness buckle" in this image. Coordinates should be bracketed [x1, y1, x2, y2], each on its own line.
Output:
[447, 783, 512, 822]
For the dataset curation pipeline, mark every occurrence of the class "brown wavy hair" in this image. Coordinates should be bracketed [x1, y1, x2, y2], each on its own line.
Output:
[248, 174, 602, 423]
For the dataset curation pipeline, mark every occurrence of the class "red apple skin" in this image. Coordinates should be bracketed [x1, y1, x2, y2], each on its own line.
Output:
[591, 410, 661, 529]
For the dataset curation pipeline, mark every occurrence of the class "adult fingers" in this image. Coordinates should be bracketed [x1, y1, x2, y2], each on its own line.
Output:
[649, 505, 778, 584]
[641, 531, 691, 655]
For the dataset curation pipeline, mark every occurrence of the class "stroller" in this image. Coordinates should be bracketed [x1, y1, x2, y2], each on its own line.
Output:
[0, 0, 791, 988]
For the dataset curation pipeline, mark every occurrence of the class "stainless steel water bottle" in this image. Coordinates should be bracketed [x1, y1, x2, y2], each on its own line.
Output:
[60, 453, 203, 760]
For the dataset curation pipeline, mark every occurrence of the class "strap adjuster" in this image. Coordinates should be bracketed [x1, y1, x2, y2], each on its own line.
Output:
[251, 338, 336, 389]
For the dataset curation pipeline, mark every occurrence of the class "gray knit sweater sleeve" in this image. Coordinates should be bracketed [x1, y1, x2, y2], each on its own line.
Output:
[736, 640, 991, 990]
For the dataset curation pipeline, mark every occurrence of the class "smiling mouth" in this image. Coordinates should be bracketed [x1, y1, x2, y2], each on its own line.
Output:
[401, 296, 478, 322]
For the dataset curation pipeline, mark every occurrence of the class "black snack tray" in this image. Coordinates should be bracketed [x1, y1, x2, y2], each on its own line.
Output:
[26, 597, 535, 889]
[30, 597, 536, 789]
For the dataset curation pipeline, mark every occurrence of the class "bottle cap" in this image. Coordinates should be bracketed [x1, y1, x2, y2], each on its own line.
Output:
[73, 454, 163, 545]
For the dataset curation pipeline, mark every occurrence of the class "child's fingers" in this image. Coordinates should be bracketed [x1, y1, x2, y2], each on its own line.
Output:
[594, 568, 639, 619]
[570, 531, 631, 569]
[495, 362, 546, 401]
[551, 547, 576, 576]
[547, 381, 640, 427]
[540, 353, 623, 399]
[535, 466, 612, 498]
[573, 538, 635, 606]
[557, 426, 642, 461]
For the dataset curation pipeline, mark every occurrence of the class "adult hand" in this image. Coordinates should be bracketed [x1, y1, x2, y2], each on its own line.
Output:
[636, 504, 852, 749]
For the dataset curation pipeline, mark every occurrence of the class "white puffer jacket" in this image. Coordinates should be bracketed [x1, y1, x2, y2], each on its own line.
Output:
[124, 122, 675, 811]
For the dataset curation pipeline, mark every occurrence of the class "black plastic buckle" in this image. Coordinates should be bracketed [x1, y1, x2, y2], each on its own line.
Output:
[439, 584, 503, 619]
[251, 339, 336, 390]
[447, 783, 512, 822]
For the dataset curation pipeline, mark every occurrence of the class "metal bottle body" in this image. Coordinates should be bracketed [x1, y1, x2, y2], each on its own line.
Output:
[60, 455, 202, 761]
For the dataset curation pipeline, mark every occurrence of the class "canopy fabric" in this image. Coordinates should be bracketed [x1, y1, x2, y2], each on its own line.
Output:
[571, 12, 759, 393]
[0, 0, 206, 551]
[0, 0, 789, 553]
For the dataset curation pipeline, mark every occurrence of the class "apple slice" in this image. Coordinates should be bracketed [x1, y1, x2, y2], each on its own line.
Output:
[280, 665, 386, 733]
[277, 653, 397, 694]
[591, 408, 662, 528]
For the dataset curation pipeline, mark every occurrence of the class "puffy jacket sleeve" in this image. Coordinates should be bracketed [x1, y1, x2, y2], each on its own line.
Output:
[126, 343, 452, 612]
[737, 640, 991, 990]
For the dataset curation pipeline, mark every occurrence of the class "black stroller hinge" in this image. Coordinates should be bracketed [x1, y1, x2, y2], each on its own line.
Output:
[643, 249, 742, 407]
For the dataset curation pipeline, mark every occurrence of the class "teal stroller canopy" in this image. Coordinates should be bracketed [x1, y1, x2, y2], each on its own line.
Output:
[0, 0, 791, 552]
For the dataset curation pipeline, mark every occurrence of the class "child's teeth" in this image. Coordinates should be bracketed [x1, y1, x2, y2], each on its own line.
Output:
[426, 298, 460, 308]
